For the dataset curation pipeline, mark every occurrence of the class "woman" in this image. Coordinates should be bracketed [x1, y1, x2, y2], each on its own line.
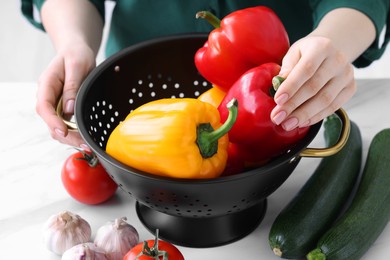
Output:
[21, 0, 389, 149]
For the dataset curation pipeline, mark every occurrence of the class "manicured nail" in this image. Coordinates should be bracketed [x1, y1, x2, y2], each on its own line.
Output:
[64, 99, 75, 114]
[279, 69, 286, 76]
[272, 110, 287, 125]
[275, 93, 289, 105]
[80, 144, 90, 152]
[55, 128, 65, 137]
[282, 117, 299, 131]
[278, 69, 289, 78]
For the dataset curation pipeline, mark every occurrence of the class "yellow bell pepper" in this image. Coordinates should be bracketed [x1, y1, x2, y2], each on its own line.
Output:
[106, 98, 238, 179]
[197, 85, 226, 108]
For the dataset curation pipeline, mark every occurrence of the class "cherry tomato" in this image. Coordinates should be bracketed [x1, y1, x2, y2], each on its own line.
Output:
[124, 237, 184, 260]
[61, 150, 118, 205]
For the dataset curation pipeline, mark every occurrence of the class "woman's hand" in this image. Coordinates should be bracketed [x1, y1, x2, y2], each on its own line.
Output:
[36, 43, 96, 148]
[37, 0, 103, 147]
[270, 35, 356, 131]
[271, 8, 376, 131]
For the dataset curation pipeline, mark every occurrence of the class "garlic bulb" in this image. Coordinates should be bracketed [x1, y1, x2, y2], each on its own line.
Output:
[43, 211, 92, 255]
[62, 242, 108, 260]
[94, 217, 139, 260]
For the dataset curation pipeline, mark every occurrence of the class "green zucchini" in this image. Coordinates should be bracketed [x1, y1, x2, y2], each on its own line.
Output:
[268, 115, 362, 259]
[307, 128, 390, 260]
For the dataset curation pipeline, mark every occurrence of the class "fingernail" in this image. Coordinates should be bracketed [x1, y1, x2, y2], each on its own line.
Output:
[64, 99, 75, 114]
[80, 144, 90, 152]
[272, 110, 287, 125]
[279, 69, 289, 78]
[55, 128, 65, 137]
[275, 93, 289, 105]
[282, 117, 299, 131]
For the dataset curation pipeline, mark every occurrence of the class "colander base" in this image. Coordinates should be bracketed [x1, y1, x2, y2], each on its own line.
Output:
[136, 200, 267, 248]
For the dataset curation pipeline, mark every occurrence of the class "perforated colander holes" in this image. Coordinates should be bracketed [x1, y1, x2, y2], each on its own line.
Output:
[143, 193, 213, 217]
[193, 79, 210, 97]
[106, 175, 133, 198]
[226, 192, 260, 214]
[88, 100, 120, 148]
[128, 74, 210, 105]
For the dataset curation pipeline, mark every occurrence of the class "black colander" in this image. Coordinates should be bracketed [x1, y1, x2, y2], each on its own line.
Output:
[72, 34, 349, 248]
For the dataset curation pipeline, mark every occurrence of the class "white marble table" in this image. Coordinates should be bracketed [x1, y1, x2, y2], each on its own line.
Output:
[1, 80, 390, 259]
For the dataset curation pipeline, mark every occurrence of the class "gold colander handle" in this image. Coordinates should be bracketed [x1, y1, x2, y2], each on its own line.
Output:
[56, 96, 78, 130]
[300, 108, 350, 157]
[56, 95, 350, 157]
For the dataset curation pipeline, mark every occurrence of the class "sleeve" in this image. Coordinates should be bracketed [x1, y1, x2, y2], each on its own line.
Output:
[20, 0, 106, 31]
[310, 0, 390, 68]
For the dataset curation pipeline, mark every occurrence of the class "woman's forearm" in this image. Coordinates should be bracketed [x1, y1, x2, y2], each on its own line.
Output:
[41, 0, 103, 55]
[310, 8, 376, 63]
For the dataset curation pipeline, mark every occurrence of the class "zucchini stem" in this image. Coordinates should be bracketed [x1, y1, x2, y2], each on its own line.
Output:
[273, 247, 283, 257]
[306, 248, 326, 260]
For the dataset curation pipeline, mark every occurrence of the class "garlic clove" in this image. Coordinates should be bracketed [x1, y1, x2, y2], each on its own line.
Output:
[62, 242, 108, 260]
[43, 211, 92, 255]
[94, 217, 139, 260]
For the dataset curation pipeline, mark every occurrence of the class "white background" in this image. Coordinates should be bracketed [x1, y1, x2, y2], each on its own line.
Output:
[1, 2, 390, 260]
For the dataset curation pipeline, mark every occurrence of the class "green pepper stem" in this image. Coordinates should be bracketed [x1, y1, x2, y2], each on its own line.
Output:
[272, 76, 285, 92]
[197, 98, 238, 158]
[208, 98, 238, 143]
[196, 11, 221, 28]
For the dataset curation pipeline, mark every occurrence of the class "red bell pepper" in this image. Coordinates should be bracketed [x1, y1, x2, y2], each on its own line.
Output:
[218, 63, 310, 163]
[195, 6, 289, 92]
[220, 143, 245, 176]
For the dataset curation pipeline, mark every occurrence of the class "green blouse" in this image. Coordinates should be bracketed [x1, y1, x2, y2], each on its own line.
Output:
[21, 0, 389, 68]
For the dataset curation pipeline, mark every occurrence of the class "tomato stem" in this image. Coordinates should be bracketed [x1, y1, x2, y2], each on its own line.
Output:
[73, 147, 99, 167]
[135, 229, 168, 260]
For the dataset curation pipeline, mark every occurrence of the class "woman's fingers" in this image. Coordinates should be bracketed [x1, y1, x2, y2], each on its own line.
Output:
[35, 46, 95, 147]
[271, 36, 356, 131]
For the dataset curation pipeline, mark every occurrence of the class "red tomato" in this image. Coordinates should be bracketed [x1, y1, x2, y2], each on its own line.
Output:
[124, 239, 184, 260]
[61, 150, 118, 205]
